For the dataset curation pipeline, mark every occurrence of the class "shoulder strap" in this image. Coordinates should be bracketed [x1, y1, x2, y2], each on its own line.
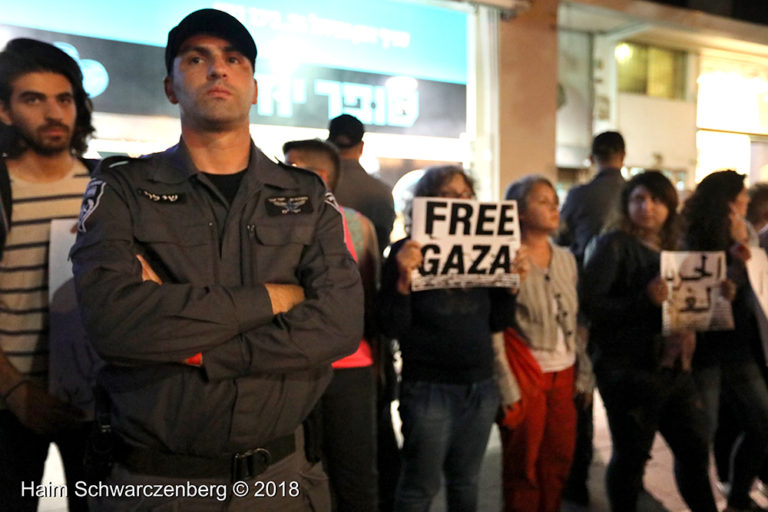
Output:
[345, 209, 366, 258]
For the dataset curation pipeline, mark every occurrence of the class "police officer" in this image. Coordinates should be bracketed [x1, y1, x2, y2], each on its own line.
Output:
[70, 9, 362, 511]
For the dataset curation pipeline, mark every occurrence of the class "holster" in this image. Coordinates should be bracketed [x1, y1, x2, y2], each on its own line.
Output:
[302, 405, 323, 464]
[83, 384, 114, 481]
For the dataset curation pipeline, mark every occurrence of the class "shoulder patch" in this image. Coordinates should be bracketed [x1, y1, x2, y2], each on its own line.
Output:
[279, 160, 327, 183]
[77, 178, 106, 233]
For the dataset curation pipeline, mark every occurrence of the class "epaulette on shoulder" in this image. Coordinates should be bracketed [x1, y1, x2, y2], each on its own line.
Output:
[276, 160, 326, 186]
[102, 155, 134, 169]
[94, 155, 143, 178]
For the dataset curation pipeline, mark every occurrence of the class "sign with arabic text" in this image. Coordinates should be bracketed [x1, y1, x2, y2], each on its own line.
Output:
[747, 248, 768, 321]
[410, 198, 521, 291]
[661, 251, 733, 335]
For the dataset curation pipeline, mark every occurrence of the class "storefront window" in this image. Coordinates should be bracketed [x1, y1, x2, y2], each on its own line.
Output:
[616, 41, 686, 99]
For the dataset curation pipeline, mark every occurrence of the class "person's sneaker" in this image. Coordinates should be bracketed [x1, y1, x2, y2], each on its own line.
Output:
[759, 480, 768, 499]
[723, 500, 768, 512]
[561, 482, 589, 506]
[717, 480, 732, 497]
[638, 488, 670, 512]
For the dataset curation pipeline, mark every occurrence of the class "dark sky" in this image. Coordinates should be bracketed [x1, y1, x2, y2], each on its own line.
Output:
[647, 0, 768, 26]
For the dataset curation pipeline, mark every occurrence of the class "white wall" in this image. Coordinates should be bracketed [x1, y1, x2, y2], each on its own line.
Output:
[616, 93, 697, 178]
[556, 30, 593, 168]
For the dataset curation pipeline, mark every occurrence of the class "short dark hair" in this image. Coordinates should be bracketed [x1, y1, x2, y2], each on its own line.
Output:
[619, 170, 679, 250]
[591, 131, 625, 163]
[747, 183, 768, 227]
[413, 165, 474, 199]
[404, 165, 474, 231]
[282, 138, 341, 191]
[0, 38, 94, 158]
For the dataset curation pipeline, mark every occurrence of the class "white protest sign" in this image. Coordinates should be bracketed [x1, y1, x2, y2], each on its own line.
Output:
[410, 198, 521, 291]
[661, 250, 733, 335]
[747, 248, 768, 321]
[48, 219, 103, 418]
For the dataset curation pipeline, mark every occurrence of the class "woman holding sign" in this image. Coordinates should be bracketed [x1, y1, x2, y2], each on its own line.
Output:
[378, 165, 523, 512]
[682, 170, 768, 512]
[500, 175, 589, 512]
[581, 171, 717, 512]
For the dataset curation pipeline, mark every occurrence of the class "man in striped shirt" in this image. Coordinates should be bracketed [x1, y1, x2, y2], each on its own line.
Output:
[0, 38, 96, 511]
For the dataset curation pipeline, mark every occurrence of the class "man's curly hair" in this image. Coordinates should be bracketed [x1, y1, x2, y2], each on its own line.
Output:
[0, 38, 94, 157]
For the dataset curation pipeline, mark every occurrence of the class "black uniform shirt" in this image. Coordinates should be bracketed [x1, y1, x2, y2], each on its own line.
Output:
[71, 141, 362, 455]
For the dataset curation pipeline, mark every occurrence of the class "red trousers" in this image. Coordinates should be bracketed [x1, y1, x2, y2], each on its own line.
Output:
[500, 365, 577, 512]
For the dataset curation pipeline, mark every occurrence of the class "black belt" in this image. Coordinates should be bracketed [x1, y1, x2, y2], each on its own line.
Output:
[116, 433, 295, 481]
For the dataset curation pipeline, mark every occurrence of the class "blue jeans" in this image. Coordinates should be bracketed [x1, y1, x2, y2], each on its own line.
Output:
[693, 359, 768, 510]
[394, 378, 499, 512]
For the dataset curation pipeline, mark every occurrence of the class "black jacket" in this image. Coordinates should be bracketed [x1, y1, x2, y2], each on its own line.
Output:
[580, 230, 662, 372]
[71, 142, 362, 455]
[377, 238, 516, 384]
[558, 167, 625, 264]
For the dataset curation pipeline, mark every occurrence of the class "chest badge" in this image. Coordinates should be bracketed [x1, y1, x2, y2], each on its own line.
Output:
[266, 195, 313, 216]
[138, 188, 183, 203]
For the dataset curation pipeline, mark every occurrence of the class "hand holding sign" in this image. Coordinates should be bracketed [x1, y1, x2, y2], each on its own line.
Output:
[409, 198, 521, 291]
[511, 244, 530, 293]
[646, 275, 668, 306]
[728, 241, 751, 263]
[396, 240, 424, 295]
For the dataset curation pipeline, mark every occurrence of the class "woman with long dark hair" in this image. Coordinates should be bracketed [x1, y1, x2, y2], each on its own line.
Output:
[683, 170, 768, 512]
[378, 165, 523, 512]
[581, 171, 717, 512]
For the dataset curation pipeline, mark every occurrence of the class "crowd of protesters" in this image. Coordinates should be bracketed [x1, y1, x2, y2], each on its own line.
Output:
[378, 130, 768, 512]
[3, 12, 768, 512]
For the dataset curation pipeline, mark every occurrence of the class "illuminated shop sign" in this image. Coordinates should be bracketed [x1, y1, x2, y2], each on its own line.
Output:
[1, 0, 467, 84]
[254, 64, 464, 135]
[697, 53, 768, 136]
[1, 1, 467, 136]
[0, 25, 465, 137]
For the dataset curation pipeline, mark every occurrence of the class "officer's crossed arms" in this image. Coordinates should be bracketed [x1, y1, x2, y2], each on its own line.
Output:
[136, 254, 305, 315]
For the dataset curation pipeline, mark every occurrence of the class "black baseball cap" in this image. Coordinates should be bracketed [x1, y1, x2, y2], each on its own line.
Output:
[165, 9, 257, 74]
[328, 114, 365, 149]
